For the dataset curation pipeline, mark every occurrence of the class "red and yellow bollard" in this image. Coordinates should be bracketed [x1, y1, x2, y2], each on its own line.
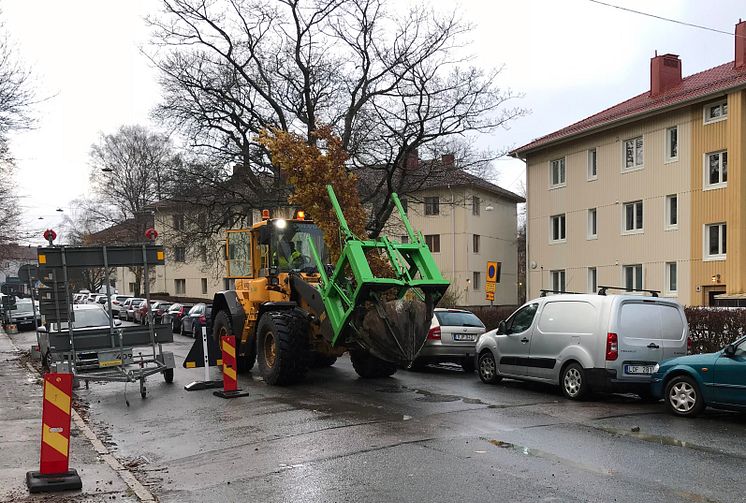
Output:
[213, 335, 250, 399]
[26, 373, 82, 493]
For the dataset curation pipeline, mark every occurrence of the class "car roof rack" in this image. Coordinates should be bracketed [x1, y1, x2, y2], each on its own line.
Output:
[539, 289, 584, 297]
[597, 285, 660, 297]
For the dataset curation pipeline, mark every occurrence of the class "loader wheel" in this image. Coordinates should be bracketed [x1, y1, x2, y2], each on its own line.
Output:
[213, 310, 255, 372]
[310, 352, 337, 368]
[350, 350, 397, 379]
[256, 311, 310, 385]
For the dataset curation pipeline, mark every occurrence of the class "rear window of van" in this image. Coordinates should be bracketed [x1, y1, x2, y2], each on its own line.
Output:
[619, 302, 684, 340]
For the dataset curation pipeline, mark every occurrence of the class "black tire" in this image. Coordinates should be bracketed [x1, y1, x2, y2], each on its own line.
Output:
[664, 375, 705, 418]
[172, 319, 179, 333]
[461, 357, 476, 373]
[560, 362, 589, 400]
[163, 368, 174, 384]
[310, 352, 337, 368]
[256, 311, 310, 385]
[213, 310, 256, 372]
[238, 335, 257, 372]
[478, 351, 502, 384]
[350, 350, 397, 378]
[179, 321, 186, 337]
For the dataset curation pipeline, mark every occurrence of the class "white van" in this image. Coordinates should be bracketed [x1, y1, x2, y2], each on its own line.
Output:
[475, 293, 688, 400]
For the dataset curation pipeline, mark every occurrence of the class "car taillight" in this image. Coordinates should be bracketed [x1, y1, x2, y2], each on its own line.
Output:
[199, 314, 206, 325]
[606, 332, 618, 361]
[427, 326, 441, 340]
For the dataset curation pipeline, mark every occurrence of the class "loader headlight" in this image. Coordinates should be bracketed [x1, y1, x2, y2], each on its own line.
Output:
[275, 219, 287, 229]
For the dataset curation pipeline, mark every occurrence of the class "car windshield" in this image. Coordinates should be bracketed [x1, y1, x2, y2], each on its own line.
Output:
[270, 221, 328, 273]
[56, 308, 112, 330]
[12, 299, 35, 313]
[435, 311, 484, 328]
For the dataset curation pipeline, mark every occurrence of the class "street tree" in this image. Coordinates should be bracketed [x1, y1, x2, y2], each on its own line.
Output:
[148, 0, 524, 238]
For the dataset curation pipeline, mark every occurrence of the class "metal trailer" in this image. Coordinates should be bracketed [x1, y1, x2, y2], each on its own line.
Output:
[37, 244, 175, 400]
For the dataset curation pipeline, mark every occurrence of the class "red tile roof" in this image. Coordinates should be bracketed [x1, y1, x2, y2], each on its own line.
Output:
[511, 60, 746, 157]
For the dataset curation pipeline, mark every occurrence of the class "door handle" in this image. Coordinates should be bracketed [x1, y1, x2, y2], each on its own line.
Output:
[520, 337, 530, 344]
[647, 343, 660, 349]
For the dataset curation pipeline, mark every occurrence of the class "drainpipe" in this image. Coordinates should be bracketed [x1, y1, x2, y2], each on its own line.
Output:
[449, 184, 457, 301]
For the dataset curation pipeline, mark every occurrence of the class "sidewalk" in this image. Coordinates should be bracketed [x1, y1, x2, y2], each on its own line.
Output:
[0, 328, 138, 502]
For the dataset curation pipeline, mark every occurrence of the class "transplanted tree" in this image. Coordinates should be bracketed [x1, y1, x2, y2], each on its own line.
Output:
[148, 0, 524, 238]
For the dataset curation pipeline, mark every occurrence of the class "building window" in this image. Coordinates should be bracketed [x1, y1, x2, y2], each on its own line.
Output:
[588, 267, 597, 293]
[174, 246, 186, 262]
[400, 235, 409, 244]
[705, 150, 727, 188]
[424, 196, 440, 216]
[623, 264, 643, 291]
[128, 282, 136, 293]
[472, 195, 480, 216]
[173, 214, 185, 231]
[550, 270, 566, 292]
[703, 98, 728, 124]
[174, 279, 186, 295]
[666, 262, 677, 294]
[665, 126, 678, 161]
[665, 194, 678, 229]
[550, 214, 566, 242]
[549, 158, 566, 187]
[623, 200, 643, 233]
[587, 208, 597, 239]
[623, 136, 644, 170]
[201, 278, 208, 295]
[473, 271, 481, 290]
[587, 148, 597, 180]
[473, 234, 480, 254]
[705, 223, 727, 260]
[425, 234, 440, 253]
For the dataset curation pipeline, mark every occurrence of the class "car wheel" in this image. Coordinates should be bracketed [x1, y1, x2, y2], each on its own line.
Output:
[560, 362, 588, 400]
[179, 322, 186, 337]
[478, 351, 501, 384]
[664, 375, 705, 418]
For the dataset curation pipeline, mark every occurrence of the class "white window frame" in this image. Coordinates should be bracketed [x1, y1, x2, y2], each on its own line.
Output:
[587, 148, 598, 180]
[549, 158, 566, 188]
[622, 136, 644, 171]
[622, 264, 643, 292]
[665, 262, 678, 296]
[665, 194, 678, 230]
[665, 126, 678, 163]
[550, 214, 566, 243]
[703, 98, 728, 124]
[622, 200, 644, 235]
[703, 150, 728, 190]
[587, 267, 597, 294]
[704, 223, 727, 261]
[550, 270, 566, 292]
[587, 208, 597, 240]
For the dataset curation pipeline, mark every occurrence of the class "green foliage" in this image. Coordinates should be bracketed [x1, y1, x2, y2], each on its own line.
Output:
[685, 307, 746, 354]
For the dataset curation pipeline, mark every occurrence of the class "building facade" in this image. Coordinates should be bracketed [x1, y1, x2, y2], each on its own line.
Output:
[513, 21, 746, 306]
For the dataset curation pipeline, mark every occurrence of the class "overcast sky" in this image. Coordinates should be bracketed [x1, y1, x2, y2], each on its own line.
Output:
[5, 0, 746, 242]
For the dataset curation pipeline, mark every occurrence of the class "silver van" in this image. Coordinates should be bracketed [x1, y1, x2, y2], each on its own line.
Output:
[475, 293, 688, 400]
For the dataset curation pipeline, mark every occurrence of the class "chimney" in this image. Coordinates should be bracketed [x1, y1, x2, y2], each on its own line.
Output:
[736, 19, 746, 69]
[405, 149, 419, 170]
[441, 153, 455, 168]
[650, 53, 682, 97]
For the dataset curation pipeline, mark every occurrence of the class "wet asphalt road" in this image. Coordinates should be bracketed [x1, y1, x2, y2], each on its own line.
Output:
[11, 328, 746, 503]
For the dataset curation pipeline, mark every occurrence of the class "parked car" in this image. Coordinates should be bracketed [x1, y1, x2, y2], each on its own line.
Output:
[180, 303, 212, 337]
[133, 300, 172, 325]
[109, 295, 132, 316]
[651, 335, 746, 417]
[151, 302, 172, 324]
[87, 293, 106, 304]
[409, 308, 485, 372]
[8, 298, 41, 329]
[119, 297, 144, 321]
[475, 293, 689, 400]
[43, 304, 123, 332]
[165, 303, 194, 333]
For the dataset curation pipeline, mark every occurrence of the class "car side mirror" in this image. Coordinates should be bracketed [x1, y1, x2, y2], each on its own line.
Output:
[115, 320, 122, 326]
[724, 344, 736, 356]
[497, 320, 507, 335]
[36, 325, 47, 333]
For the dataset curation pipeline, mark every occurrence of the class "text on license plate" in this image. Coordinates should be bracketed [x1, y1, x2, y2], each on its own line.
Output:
[453, 334, 476, 341]
[624, 365, 655, 375]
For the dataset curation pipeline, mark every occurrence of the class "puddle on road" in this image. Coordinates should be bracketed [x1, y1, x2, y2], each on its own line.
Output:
[481, 437, 614, 476]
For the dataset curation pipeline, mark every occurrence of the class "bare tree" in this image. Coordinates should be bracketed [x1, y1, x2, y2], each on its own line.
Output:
[148, 0, 524, 237]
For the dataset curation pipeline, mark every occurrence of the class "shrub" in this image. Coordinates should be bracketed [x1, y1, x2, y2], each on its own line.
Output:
[685, 307, 746, 354]
[468, 305, 517, 331]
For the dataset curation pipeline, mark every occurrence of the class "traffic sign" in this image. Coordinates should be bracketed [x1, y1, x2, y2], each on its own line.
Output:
[485, 282, 496, 293]
[486, 291, 494, 302]
[486, 261, 501, 283]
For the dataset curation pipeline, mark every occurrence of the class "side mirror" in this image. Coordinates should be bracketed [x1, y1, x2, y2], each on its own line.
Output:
[724, 344, 736, 356]
[115, 320, 122, 326]
[497, 320, 507, 335]
[36, 325, 47, 333]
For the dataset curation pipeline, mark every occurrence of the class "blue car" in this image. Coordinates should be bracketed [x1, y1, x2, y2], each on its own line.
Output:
[651, 335, 746, 417]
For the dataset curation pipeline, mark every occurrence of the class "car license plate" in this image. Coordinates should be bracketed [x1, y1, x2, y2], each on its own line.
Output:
[453, 333, 476, 342]
[624, 364, 655, 375]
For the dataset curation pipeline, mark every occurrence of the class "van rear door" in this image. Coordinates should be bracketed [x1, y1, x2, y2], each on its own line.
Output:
[616, 300, 686, 378]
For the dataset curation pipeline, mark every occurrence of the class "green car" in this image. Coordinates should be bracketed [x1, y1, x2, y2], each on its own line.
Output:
[651, 335, 746, 417]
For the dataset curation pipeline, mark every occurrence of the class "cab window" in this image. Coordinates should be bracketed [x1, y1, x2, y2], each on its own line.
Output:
[508, 303, 538, 334]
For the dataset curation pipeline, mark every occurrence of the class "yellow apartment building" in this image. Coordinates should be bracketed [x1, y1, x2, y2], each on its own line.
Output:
[512, 21, 746, 306]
